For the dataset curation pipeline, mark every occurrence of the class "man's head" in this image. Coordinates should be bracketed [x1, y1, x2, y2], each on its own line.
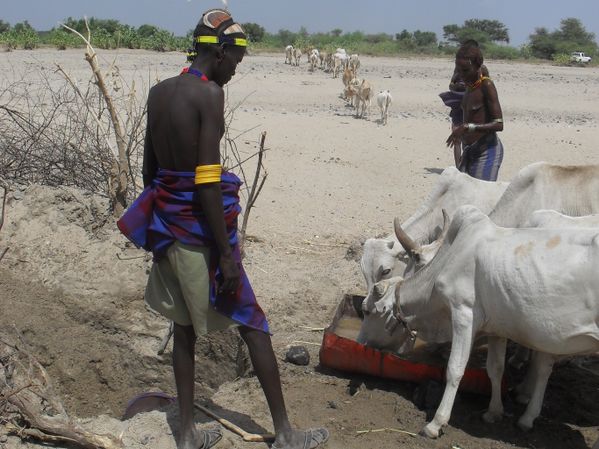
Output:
[455, 40, 484, 84]
[189, 9, 247, 86]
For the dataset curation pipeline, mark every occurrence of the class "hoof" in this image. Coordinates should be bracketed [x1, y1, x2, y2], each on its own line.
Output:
[421, 423, 440, 439]
[482, 410, 503, 423]
[517, 416, 534, 432]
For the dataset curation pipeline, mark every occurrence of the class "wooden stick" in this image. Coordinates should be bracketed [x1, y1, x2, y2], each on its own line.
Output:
[291, 341, 321, 347]
[356, 427, 417, 437]
[0, 246, 8, 263]
[300, 326, 325, 332]
[157, 322, 174, 355]
[194, 402, 275, 443]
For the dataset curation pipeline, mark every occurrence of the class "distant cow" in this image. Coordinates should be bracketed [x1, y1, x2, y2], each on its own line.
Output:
[293, 47, 302, 66]
[284, 45, 293, 64]
[375, 90, 392, 125]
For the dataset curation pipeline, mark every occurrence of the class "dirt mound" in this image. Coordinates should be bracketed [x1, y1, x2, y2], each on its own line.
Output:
[0, 184, 250, 421]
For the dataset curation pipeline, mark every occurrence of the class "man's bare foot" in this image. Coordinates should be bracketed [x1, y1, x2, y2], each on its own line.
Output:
[179, 427, 222, 449]
[272, 428, 329, 449]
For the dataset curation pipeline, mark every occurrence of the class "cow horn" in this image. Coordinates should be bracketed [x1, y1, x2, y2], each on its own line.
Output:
[438, 209, 450, 243]
[393, 217, 421, 258]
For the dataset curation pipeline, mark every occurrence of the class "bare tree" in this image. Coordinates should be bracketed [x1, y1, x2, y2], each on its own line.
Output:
[61, 19, 138, 216]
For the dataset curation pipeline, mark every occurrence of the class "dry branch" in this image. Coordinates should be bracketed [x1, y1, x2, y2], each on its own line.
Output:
[0, 185, 6, 232]
[61, 19, 129, 216]
[239, 132, 268, 251]
[0, 185, 8, 263]
[0, 327, 123, 449]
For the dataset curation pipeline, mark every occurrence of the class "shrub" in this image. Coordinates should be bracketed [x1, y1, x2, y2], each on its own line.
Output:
[552, 53, 572, 65]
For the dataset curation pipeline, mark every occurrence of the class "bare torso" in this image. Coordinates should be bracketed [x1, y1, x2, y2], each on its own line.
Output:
[143, 74, 224, 178]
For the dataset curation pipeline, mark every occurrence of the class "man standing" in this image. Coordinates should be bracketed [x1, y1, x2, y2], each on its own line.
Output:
[118, 8, 328, 449]
[446, 41, 504, 181]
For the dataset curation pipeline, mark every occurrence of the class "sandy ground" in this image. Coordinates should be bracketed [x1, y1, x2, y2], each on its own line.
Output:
[1, 49, 599, 449]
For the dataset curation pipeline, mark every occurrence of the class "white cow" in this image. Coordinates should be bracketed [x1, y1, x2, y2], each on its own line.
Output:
[361, 161, 599, 341]
[488, 162, 599, 227]
[309, 49, 319, 71]
[359, 168, 508, 351]
[284, 45, 294, 64]
[375, 90, 392, 125]
[354, 79, 373, 119]
[525, 210, 599, 228]
[349, 53, 360, 74]
[367, 205, 599, 438]
[332, 51, 349, 78]
[292, 47, 302, 66]
[363, 162, 599, 289]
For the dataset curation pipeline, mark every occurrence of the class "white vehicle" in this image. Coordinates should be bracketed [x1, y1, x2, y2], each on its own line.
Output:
[570, 51, 591, 63]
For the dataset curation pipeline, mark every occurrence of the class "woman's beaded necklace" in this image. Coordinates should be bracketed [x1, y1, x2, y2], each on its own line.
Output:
[467, 74, 491, 91]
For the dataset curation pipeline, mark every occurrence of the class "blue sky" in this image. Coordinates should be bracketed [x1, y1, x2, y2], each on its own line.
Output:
[2, 0, 598, 46]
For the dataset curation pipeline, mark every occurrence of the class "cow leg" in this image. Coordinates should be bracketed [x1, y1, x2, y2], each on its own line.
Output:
[517, 351, 554, 431]
[483, 337, 507, 423]
[423, 306, 474, 438]
[514, 350, 538, 404]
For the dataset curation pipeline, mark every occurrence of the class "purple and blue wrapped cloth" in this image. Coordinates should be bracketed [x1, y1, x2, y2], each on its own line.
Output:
[117, 169, 269, 334]
[458, 133, 504, 182]
[439, 90, 465, 126]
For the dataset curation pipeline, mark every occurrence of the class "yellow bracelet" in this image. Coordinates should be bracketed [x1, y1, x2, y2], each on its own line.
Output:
[195, 164, 222, 185]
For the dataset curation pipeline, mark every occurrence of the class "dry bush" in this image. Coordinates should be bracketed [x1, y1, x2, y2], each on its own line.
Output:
[0, 64, 148, 213]
[0, 22, 267, 233]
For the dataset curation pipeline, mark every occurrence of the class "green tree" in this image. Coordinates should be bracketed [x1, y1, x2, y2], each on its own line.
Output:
[528, 27, 555, 59]
[48, 28, 80, 49]
[330, 28, 342, 37]
[443, 20, 509, 45]
[556, 17, 595, 43]
[0, 20, 10, 34]
[464, 19, 509, 43]
[298, 26, 308, 38]
[413, 30, 437, 47]
[365, 32, 392, 44]
[137, 24, 160, 38]
[528, 18, 597, 59]
[396, 29, 412, 41]
[277, 29, 296, 45]
[13, 20, 34, 34]
[241, 22, 265, 42]
[443, 24, 460, 43]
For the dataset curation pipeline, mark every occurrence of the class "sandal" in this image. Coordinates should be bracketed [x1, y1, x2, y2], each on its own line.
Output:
[272, 428, 329, 449]
[199, 428, 222, 449]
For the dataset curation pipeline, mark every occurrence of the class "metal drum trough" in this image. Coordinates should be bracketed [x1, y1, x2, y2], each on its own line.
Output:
[319, 294, 502, 395]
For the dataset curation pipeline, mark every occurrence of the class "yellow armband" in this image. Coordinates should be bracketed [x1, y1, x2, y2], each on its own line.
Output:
[195, 164, 222, 185]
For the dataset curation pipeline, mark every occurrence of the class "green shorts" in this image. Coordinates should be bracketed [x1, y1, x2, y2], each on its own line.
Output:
[145, 241, 238, 336]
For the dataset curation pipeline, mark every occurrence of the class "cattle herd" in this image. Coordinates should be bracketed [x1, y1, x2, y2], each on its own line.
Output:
[355, 162, 599, 446]
[282, 43, 598, 446]
[283, 44, 392, 124]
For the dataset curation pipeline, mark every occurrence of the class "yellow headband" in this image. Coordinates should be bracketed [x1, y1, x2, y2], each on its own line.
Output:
[196, 35, 248, 47]
[195, 164, 222, 185]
